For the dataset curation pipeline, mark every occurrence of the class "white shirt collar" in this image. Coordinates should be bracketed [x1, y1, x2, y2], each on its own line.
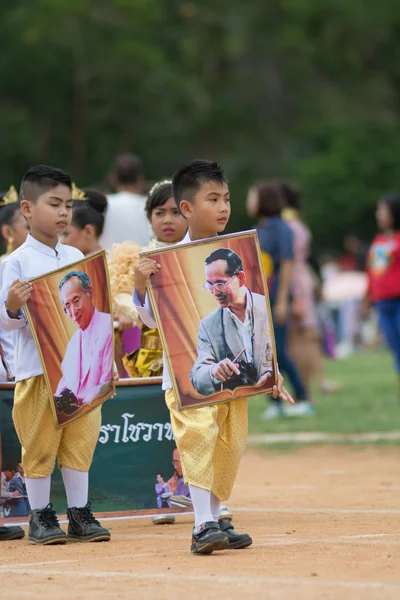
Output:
[181, 231, 218, 244]
[182, 231, 192, 244]
[25, 234, 63, 257]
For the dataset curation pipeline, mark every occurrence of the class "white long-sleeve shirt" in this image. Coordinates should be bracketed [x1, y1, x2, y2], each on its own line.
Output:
[0, 234, 83, 382]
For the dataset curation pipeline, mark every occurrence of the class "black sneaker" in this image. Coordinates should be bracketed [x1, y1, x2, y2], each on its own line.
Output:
[28, 504, 67, 545]
[0, 526, 25, 541]
[67, 503, 111, 543]
[191, 521, 229, 555]
[220, 519, 252, 549]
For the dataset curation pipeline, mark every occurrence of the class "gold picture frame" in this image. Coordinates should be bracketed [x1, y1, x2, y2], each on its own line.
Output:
[141, 230, 278, 410]
[24, 250, 116, 428]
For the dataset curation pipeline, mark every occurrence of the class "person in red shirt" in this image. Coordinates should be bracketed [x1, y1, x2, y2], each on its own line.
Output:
[366, 193, 400, 398]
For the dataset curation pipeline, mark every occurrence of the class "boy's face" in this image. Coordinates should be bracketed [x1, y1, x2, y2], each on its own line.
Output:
[21, 184, 73, 240]
[180, 180, 230, 236]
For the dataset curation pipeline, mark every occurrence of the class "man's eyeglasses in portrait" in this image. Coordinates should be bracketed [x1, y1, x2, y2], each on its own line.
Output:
[63, 296, 84, 315]
[203, 273, 238, 294]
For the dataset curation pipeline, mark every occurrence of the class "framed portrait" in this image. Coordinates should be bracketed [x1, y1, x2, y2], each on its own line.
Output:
[24, 250, 115, 428]
[141, 231, 278, 410]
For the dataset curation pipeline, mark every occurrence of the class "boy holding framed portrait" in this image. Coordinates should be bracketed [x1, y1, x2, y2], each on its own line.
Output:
[0, 166, 118, 545]
[134, 159, 294, 555]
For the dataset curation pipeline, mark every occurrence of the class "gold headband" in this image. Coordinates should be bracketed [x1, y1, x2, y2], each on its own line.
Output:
[148, 179, 172, 197]
[0, 185, 18, 206]
[71, 183, 88, 201]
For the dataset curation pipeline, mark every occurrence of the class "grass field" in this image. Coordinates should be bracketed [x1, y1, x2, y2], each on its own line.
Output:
[248, 349, 400, 435]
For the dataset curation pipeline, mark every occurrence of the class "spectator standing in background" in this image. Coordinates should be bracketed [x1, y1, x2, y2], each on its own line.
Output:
[281, 182, 339, 394]
[247, 181, 312, 418]
[100, 153, 150, 251]
[365, 193, 400, 401]
[340, 234, 368, 272]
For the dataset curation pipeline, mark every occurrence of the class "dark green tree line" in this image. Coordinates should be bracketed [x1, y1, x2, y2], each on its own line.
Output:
[1, 1, 400, 249]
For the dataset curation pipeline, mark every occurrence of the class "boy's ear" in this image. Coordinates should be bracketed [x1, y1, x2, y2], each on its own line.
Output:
[84, 224, 95, 238]
[20, 199, 32, 219]
[179, 199, 192, 219]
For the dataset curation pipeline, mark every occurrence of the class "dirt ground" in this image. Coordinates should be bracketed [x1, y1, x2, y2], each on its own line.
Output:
[2, 445, 400, 600]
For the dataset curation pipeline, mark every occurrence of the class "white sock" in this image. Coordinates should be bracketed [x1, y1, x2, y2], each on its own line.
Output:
[25, 476, 51, 510]
[210, 493, 221, 522]
[189, 484, 213, 527]
[62, 467, 88, 508]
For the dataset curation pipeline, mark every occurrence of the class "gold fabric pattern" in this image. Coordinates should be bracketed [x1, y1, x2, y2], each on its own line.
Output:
[165, 389, 248, 501]
[13, 375, 101, 477]
[123, 327, 163, 378]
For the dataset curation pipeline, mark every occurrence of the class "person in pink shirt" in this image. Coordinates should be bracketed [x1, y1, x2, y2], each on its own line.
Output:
[56, 270, 113, 406]
[281, 182, 339, 395]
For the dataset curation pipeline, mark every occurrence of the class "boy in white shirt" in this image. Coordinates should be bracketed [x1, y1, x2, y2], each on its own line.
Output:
[0, 165, 118, 545]
[134, 159, 294, 554]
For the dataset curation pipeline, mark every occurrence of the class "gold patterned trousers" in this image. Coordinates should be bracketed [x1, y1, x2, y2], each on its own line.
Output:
[165, 389, 248, 501]
[13, 375, 101, 478]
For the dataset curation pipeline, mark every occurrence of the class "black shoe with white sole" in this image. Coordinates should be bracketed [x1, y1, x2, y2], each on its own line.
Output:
[191, 521, 229, 554]
[28, 504, 67, 545]
[67, 503, 111, 543]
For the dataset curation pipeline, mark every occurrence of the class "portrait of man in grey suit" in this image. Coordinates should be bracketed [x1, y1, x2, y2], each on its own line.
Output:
[190, 248, 273, 396]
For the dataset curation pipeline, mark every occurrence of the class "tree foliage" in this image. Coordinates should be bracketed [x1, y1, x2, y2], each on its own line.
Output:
[1, 1, 400, 249]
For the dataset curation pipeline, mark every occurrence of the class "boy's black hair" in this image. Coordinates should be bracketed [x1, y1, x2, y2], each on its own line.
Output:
[19, 165, 72, 204]
[110, 153, 143, 185]
[252, 181, 284, 218]
[145, 182, 173, 219]
[172, 159, 227, 207]
[71, 188, 107, 238]
[205, 248, 243, 275]
[382, 192, 400, 231]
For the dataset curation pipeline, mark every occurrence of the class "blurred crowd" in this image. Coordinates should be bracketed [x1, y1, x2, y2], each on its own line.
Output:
[0, 153, 397, 419]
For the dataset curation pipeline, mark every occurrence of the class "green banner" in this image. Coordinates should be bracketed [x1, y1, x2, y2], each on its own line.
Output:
[1, 381, 188, 518]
